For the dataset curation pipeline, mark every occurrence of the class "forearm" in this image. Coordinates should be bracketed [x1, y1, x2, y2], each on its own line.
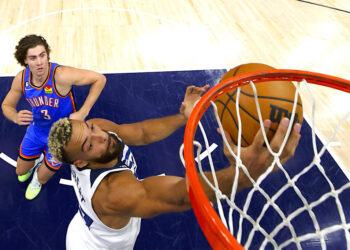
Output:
[144, 165, 236, 210]
[1, 103, 18, 123]
[141, 176, 192, 216]
[141, 113, 187, 144]
[183, 165, 236, 205]
[113, 166, 236, 218]
[78, 76, 106, 116]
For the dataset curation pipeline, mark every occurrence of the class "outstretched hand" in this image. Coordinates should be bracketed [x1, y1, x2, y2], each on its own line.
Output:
[180, 85, 210, 119]
[220, 118, 301, 191]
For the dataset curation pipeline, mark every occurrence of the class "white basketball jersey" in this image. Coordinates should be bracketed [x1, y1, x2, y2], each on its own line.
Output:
[66, 132, 141, 250]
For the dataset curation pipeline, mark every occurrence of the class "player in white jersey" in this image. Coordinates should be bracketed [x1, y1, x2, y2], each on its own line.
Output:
[48, 85, 301, 250]
[68, 132, 140, 249]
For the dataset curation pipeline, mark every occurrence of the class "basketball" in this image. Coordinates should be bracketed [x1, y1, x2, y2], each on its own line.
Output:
[214, 63, 303, 146]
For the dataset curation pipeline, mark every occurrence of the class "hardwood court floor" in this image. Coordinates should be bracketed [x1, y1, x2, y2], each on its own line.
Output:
[1, 0, 349, 172]
[0, 1, 350, 249]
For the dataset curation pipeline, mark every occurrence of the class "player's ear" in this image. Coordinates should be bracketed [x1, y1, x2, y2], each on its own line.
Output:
[73, 160, 88, 168]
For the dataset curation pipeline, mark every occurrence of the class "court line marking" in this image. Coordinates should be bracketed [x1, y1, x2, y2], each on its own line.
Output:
[296, 0, 350, 14]
[0, 7, 177, 36]
[0, 152, 75, 186]
[0, 67, 227, 79]
[58, 144, 218, 185]
[195, 143, 218, 163]
[0, 6, 180, 77]
[59, 178, 74, 186]
[139, 173, 165, 181]
[303, 114, 350, 181]
[60, 142, 218, 185]
[61, 172, 167, 185]
[0, 3, 347, 195]
[0, 152, 16, 167]
[0, 5, 347, 182]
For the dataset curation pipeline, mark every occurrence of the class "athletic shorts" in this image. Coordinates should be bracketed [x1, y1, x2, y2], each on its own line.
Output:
[18, 123, 62, 171]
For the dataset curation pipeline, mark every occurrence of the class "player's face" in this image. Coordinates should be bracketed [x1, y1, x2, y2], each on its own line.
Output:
[24, 45, 49, 79]
[65, 120, 119, 166]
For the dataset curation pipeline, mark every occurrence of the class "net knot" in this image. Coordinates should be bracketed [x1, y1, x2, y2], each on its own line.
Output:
[236, 159, 243, 167]
[313, 155, 321, 165]
[215, 189, 224, 199]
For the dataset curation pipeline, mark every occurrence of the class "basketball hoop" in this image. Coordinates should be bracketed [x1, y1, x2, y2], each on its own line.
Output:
[181, 69, 350, 249]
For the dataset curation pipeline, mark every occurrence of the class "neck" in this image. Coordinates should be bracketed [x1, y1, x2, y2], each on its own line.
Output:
[31, 64, 49, 85]
[88, 157, 119, 169]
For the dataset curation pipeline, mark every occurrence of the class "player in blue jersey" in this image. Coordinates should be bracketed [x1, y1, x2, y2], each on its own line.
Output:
[48, 85, 301, 249]
[1, 34, 106, 200]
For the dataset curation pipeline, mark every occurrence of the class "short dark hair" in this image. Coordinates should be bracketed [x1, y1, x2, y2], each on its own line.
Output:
[14, 34, 51, 67]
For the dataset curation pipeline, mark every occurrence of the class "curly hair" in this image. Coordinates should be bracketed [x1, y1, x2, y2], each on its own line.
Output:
[14, 34, 51, 67]
[48, 118, 73, 164]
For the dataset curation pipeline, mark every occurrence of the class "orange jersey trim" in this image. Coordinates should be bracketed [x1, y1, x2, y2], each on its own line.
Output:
[69, 92, 77, 112]
[52, 65, 66, 98]
[44, 155, 62, 171]
[19, 140, 41, 160]
[21, 70, 25, 95]
[52, 65, 75, 100]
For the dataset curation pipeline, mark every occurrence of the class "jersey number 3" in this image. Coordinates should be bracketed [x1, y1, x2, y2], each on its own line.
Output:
[40, 109, 52, 120]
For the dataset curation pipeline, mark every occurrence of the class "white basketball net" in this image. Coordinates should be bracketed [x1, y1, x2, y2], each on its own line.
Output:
[180, 79, 350, 249]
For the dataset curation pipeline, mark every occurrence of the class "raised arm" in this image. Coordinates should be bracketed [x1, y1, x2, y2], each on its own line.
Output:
[89, 114, 187, 146]
[93, 118, 301, 220]
[1, 72, 33, 125]
[89, 85, 209, 146]
[55, 66, 106, 120]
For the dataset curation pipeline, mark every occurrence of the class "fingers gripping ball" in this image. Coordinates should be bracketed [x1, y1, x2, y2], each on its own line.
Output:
[215, 63, 303, 146]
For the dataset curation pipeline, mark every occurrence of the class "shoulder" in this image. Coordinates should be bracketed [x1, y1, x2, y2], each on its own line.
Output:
[92, 170, 144, 217]
[14, 70, 24, 81]
[54, 65, 84, 87]
[54, 65, 70, 83]
[55, 65, 86, 79]
[55, 66, 105, 86]
[54, 65, 72, 77]
[11, 71, 24, 89]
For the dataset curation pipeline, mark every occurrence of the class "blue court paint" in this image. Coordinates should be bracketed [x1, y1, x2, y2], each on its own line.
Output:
[0, 69, 348, 249]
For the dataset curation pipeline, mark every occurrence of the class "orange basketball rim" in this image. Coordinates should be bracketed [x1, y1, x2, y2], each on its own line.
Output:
[183, 69, 350, 250]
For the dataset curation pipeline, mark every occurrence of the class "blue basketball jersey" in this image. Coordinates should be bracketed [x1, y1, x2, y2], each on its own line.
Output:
[22, 62, 76, 129]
